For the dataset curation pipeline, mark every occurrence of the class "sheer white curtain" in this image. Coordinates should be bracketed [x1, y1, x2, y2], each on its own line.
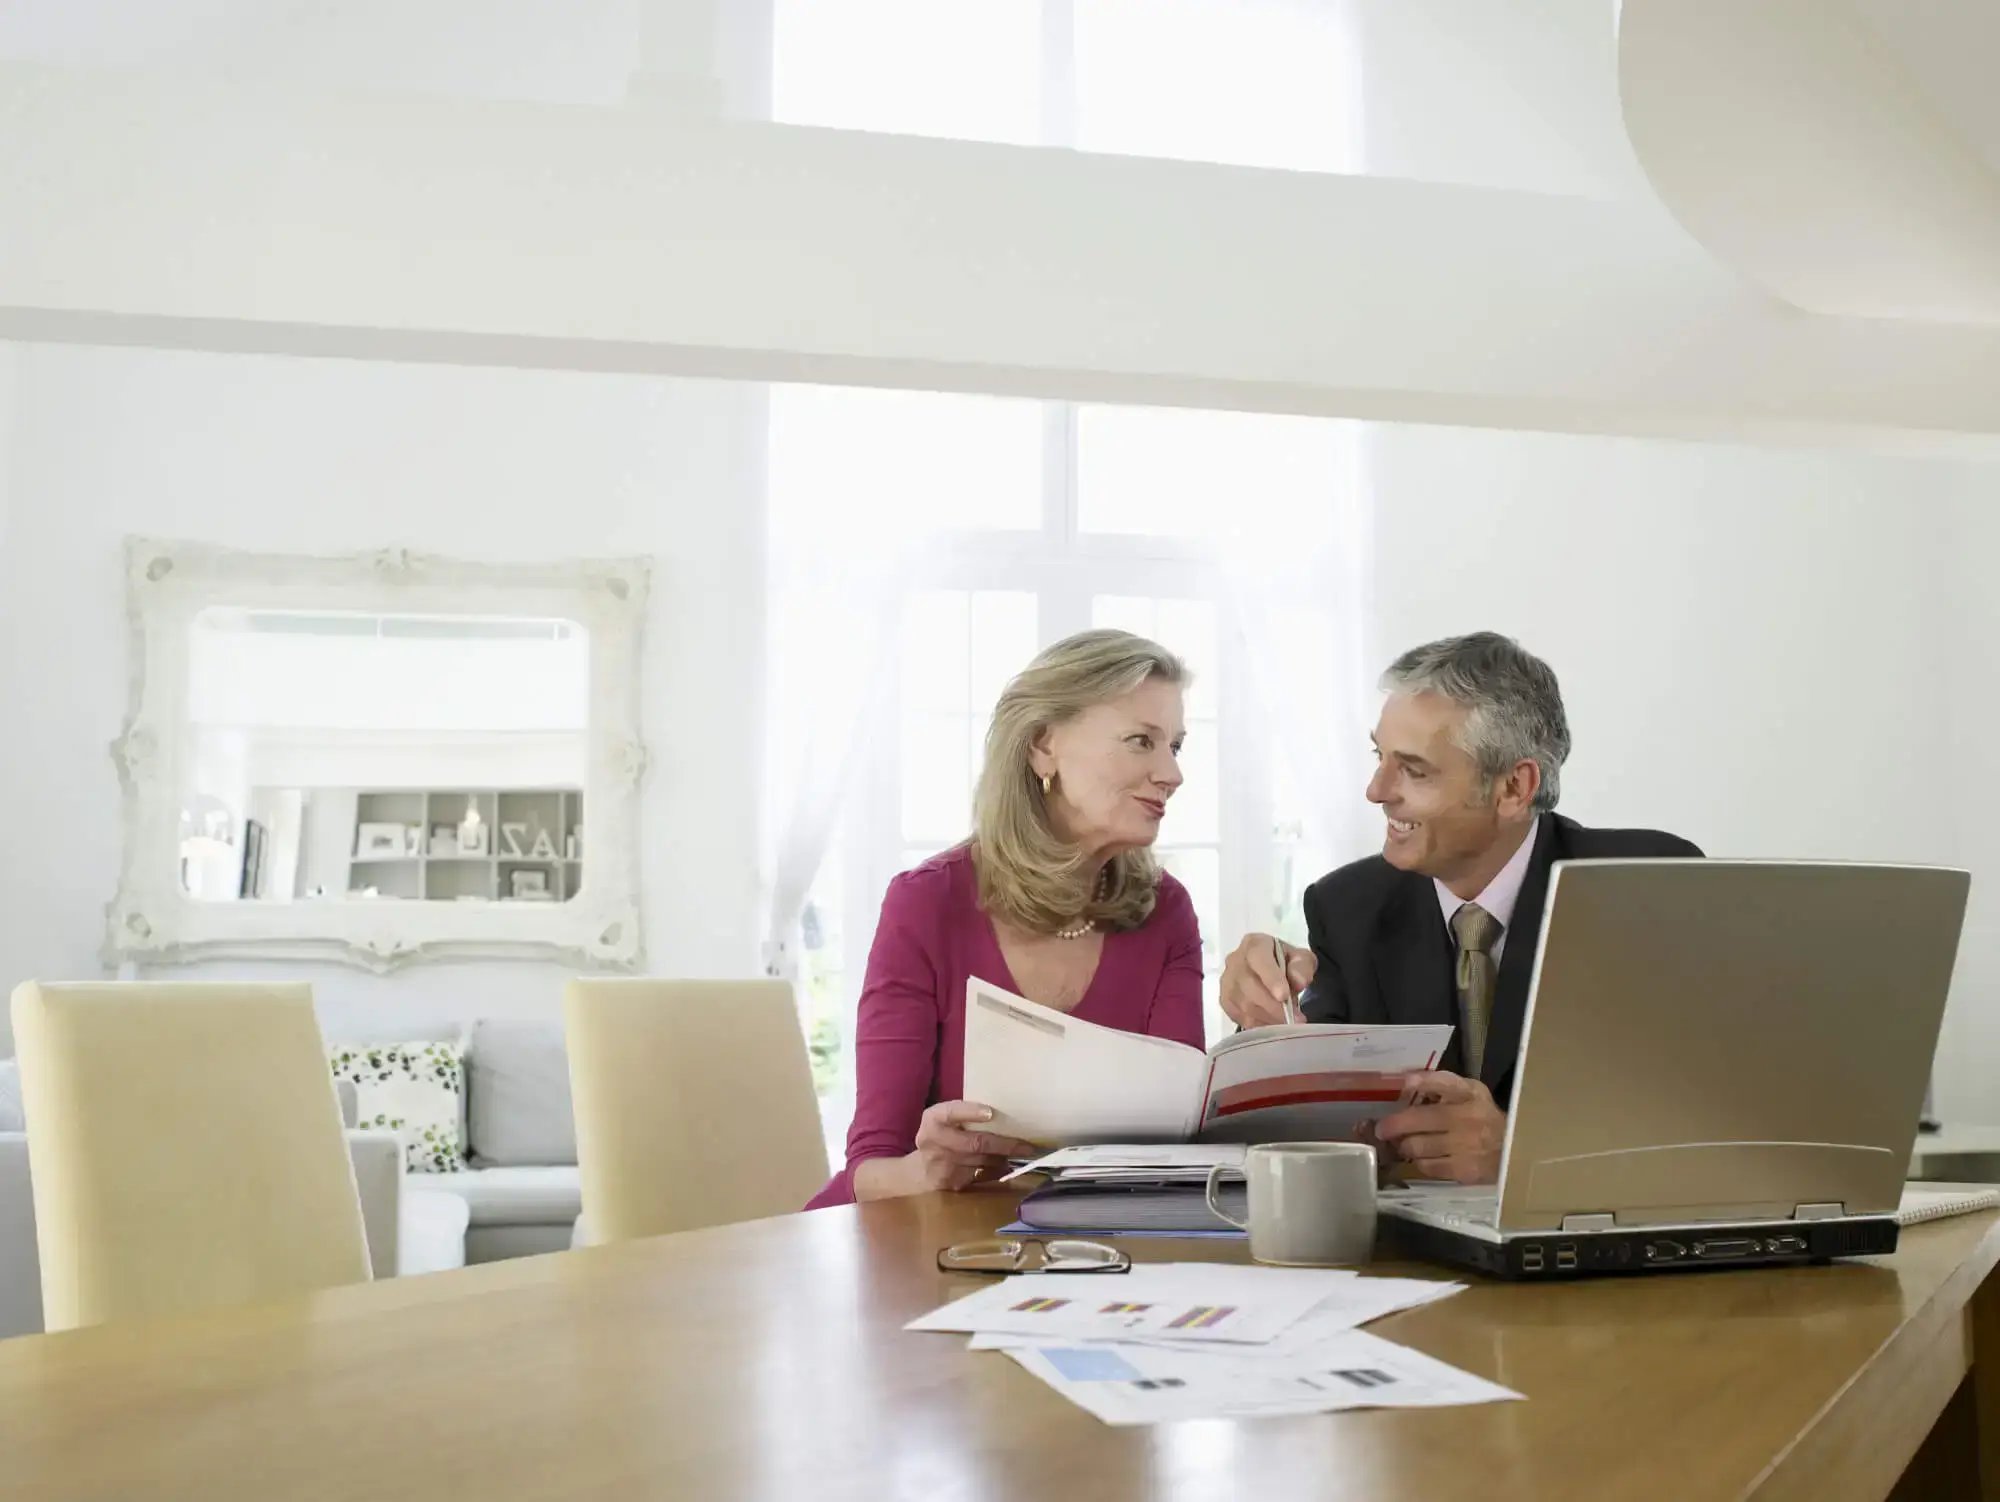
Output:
[1217, 430, 1379, 873]
[760, 385, 1043, 981]
[761, 534, 918, 981]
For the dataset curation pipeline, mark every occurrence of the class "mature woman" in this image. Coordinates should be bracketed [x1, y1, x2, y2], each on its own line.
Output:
[805, 629, 1205, 1209]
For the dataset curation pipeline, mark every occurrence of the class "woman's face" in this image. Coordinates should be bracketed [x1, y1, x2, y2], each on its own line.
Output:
[1034, 677, 1187, 859]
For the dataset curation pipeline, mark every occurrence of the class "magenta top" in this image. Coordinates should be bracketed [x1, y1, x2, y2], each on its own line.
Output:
[804, 844, 1206, 1210]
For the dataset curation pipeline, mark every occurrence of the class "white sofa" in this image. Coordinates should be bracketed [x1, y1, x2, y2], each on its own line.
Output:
[391, 1018, 583, 1265]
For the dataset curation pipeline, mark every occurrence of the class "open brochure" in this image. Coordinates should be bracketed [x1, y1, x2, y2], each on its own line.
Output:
[961, 976, 1453, 1148]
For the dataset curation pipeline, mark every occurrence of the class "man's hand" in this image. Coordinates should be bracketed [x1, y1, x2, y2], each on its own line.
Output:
[1371, 1070, 1506, 1184]
[1219, 933, 1316, 1029]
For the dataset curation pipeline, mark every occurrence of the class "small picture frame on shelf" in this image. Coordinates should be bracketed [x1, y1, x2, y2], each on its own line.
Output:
[458, 822, 490, 857]
[403, 826, 423, 856]
[509, 869, 551, 901]
[355, 822, 406, 859]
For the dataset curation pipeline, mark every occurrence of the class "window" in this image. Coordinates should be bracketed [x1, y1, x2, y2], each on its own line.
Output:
[772, 0, 1041, 147]
[766, 2, 1366, 1152]
[899, 589, 1039, 855]
[773, 0, 1356, 175]
[767, 388, 1356, 1143]
[1072, 0, 1356, 173]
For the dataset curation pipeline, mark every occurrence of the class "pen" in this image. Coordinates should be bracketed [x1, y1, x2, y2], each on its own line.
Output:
[1272, 935, 1300, 1026]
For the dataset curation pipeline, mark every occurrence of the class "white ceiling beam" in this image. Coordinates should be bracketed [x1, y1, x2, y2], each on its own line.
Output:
[5, 63, 2000, 453]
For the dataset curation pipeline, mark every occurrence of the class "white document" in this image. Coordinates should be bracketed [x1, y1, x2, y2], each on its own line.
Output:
[962, 977, 1452, 1148]
[999, 1144, 1248, 1183]
[1255, 1277, 1466, 1353]
[965, 1274, 1462, 1353]
[907, 1263, 1344, 1346]
[1003, 1329, 1524, 1425]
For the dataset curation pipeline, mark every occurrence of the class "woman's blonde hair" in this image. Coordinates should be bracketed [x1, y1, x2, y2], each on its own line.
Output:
[971, 628, 1189, 934]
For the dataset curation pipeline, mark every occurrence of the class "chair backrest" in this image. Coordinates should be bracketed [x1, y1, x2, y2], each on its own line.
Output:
[11, 981, 371, 1331]
[565, 979, 829, 1243]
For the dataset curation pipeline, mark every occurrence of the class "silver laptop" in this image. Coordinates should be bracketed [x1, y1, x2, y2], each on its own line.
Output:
[1379, 859, 1970, 1279]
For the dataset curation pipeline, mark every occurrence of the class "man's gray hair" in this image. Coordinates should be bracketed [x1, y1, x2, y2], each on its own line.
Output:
[1381, 632, 1571, 812]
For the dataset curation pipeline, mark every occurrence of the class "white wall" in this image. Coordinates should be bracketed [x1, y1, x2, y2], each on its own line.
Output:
[0, 344, 13, 560]
[1942, 471, 2000, 1120]
[0, 343, 766, 1045]
[1365, 422, 2000, 1116]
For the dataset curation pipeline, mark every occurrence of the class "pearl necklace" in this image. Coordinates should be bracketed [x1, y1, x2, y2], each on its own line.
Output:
[1053, 869, 1113, 940]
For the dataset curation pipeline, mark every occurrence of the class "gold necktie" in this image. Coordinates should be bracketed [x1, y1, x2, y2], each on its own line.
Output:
[1451, 902, 1503, 1079]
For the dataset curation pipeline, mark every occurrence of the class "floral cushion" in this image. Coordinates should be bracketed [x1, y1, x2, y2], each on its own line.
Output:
[328, 1040, 466, 1173]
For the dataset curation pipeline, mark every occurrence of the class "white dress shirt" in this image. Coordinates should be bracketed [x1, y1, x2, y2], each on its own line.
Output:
[1434, 817, 1540, 963]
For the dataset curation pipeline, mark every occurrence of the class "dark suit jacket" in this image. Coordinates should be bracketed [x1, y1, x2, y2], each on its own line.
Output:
[1299, 813, 1702, 1109]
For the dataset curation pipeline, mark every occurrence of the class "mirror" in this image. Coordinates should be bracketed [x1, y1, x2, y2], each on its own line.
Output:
[179, 608, 588, 906]
[110, 540, 648, 971]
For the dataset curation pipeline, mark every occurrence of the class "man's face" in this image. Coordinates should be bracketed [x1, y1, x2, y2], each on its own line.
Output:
[1366, 691, 1524, 885]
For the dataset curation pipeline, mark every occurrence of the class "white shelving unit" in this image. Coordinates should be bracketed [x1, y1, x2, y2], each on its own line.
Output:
[345, 788, 584, 903]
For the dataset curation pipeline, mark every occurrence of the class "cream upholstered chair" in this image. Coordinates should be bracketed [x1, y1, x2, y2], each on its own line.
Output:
[11, 981, 371, 1332]
[565, 979, 829, 1243]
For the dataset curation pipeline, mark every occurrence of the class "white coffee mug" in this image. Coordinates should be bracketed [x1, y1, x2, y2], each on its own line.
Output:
[1205, 1142, 1378, 1266]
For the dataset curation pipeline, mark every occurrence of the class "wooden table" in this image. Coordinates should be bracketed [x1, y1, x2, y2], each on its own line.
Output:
[5, 1190, 2000, 1502]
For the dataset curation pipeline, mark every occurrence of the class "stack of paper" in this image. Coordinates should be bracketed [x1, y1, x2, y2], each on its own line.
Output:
[907, 1262, 1521, 1425]
[999, 1145, 1252, 1236]
[999, 1145, 1252, 1183]
[1003, 1332, 1518, 1426]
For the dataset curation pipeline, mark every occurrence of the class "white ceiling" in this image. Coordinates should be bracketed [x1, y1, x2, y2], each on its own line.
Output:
[1618, 0, 2000, 325]
[1846, 0, 2000, 180]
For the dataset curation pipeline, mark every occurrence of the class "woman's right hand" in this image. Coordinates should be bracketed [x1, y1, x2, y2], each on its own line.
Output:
[905, 1099, 1044, 1192]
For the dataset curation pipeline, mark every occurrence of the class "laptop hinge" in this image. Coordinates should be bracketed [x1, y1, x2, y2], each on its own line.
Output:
[1559, 1213, 1616, 1233]
[1794, 1202, 1846, 1221]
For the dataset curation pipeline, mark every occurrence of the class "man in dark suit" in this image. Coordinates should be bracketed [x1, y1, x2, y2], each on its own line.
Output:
[1220, 632, 1700, 1184]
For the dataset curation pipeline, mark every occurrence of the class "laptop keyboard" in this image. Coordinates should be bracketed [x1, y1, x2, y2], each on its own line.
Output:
[1382, 1189, 1500, 1228]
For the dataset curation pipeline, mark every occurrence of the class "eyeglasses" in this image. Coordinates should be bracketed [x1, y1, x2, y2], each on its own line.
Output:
[936, 1238, 1131, 1275]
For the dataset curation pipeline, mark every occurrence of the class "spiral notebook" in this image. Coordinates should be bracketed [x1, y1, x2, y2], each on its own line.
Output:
[1896, 1184, 2000, 1226]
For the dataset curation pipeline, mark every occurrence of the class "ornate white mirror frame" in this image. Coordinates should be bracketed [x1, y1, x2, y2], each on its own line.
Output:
[106, 538, 650, 973]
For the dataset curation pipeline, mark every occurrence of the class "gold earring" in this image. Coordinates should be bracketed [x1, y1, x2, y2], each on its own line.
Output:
[1040, 772, 1053, 796]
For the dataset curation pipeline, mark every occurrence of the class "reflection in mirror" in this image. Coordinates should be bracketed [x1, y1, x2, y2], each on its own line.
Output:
[179, 608, 589, 905]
